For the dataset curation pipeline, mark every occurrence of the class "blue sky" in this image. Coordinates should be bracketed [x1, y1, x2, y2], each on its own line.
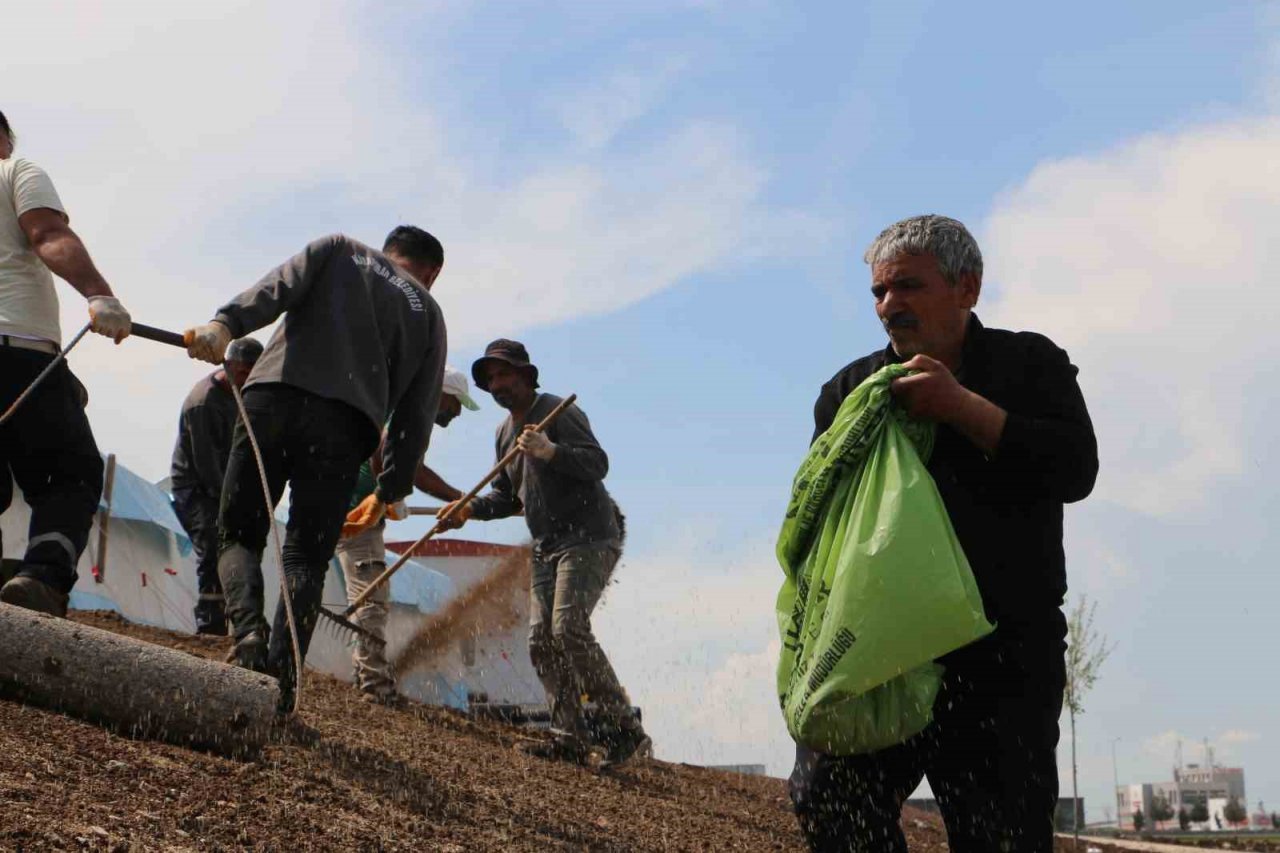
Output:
[5, 0, 1279, 824]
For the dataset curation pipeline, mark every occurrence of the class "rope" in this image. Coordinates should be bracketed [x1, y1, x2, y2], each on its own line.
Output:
[224, 372, 304, 717]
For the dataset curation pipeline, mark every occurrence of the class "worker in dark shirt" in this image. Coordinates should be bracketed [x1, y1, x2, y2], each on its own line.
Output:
[169, 337, 263, 635]
[788, 215, 1098, 852]
[438, 339, 650, 766]
[182, 226, 447, 710]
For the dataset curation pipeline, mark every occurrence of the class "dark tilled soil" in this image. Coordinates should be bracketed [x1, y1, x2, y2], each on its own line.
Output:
[0, 611, 1111, 851]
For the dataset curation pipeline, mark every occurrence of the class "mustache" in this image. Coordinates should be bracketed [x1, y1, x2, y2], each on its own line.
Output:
[884, 312, 919, 332]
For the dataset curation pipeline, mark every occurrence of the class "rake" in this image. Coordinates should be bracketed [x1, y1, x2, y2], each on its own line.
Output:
[318, 393, 578, 647]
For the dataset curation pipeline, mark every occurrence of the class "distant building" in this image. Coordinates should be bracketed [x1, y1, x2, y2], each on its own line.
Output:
[1055, 798, 1085, 831]
[1117, 784, 1153, 828]
[1116, 763, 1246, 830]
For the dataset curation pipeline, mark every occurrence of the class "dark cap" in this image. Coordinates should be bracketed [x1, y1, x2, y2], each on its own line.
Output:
[472, 338, 539, 391]
[225, 337, 264, 365]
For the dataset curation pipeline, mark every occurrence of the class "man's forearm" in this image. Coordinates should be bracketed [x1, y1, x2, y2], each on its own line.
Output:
[947, 389, 1008, 457]
[33, 227, 113, 299]
[415, 465, 462, 502]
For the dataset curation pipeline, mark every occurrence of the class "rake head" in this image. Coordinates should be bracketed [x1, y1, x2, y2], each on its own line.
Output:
[317, 606, 386, 647]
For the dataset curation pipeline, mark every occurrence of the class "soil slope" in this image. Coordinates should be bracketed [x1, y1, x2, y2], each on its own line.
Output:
[0, 611, 1115, 851]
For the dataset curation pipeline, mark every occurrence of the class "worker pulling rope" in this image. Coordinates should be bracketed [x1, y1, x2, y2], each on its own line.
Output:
[0, 320, 306, 715]
[6, 226, 451, 721]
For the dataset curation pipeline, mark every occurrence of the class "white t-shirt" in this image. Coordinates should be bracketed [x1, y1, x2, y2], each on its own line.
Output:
[0, 157, 66, 344]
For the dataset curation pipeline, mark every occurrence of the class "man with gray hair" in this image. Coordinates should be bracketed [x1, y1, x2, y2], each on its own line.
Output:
[789, 215, 1098, 851]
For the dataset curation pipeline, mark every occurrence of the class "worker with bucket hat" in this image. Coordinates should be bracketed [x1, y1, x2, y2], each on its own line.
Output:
[439, 339, 650, 766]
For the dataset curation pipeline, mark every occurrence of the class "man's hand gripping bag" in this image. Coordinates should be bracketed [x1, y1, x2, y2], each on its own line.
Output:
[776, 364, 994, 755]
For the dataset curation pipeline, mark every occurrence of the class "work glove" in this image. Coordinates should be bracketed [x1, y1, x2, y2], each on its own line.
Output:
[516, 426, 556, 461]
[183, 321, 233, 364]
[341, 494, 386, 538]
[87, 296, 132, 343]
[435, 499, 473, 531]
[385, 499, 408, 521]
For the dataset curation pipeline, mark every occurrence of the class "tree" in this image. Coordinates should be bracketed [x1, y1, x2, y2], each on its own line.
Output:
[1132, 809, 1145, 832]
[1190, 802, 1209, 823]
[1151, 795, 1174, 829]
[1223, 796, 1247, 827]
[1177, 807, 1190, 831]
[1270, 811, 1279, 830]
[1064, 595, 1113, 850]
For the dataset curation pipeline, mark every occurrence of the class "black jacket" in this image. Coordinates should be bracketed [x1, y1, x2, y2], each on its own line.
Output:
[170, 372, 237, 503]
[213, 234, 447, 502]
[468, 393, 622, 555]
[812, 315, 1097, 636]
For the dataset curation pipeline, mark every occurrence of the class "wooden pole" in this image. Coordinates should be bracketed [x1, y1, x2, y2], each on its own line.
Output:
[93, 453, 117, 583]
[0, 604, 278, 756]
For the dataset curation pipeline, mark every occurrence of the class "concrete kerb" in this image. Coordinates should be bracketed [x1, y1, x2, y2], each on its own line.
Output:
[1061, 833, 1239, 852]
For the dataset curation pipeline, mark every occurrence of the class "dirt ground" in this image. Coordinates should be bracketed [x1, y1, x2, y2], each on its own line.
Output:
[0, 611, 1116, 851]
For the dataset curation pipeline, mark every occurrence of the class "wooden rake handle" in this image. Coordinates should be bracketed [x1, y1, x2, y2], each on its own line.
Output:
[343, 393, 577, 614]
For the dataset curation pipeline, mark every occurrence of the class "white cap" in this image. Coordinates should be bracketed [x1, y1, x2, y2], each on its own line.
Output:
[442, 365, 480, 411]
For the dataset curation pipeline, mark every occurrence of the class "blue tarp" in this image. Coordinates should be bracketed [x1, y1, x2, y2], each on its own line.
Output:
[99, 455, 453, 610]
[329, 552, 455, 611]
[388, 561, 454, 612]
[101, 457, 189, 543]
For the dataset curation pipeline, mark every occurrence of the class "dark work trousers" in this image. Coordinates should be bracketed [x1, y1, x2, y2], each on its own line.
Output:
[172, 489, 225, 633]
[528, 541, 632, 743]
[216, 383, 375, 685]
[790, 616, 1068, 853]
[0, 348, 104, 593]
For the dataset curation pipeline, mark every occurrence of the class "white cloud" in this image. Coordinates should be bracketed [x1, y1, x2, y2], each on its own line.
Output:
[983, 116, 1280, 516]
[1142, 728, 1261, 764]
[1065, 517, 1135, 594]
[1142, 729, 1184, 760]
[555, 55, 691, 149]
[1, 1, 819, 481]
[1219, 729, 1261, 747]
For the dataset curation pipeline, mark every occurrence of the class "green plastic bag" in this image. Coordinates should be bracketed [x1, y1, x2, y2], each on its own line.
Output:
[776, 364, 994, 755]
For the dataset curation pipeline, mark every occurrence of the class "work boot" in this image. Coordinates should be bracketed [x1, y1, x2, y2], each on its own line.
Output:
[194, 600, 228, 636]
[0, 558, 23, 586]
[195, 620, 229, 637]
[232, 629, 269, 673]
[0, 575, 69, 618]
[518, 732, 592, 764]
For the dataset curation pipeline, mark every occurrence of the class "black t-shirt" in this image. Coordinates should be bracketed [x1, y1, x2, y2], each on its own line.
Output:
[812, 315, 1097, 642]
